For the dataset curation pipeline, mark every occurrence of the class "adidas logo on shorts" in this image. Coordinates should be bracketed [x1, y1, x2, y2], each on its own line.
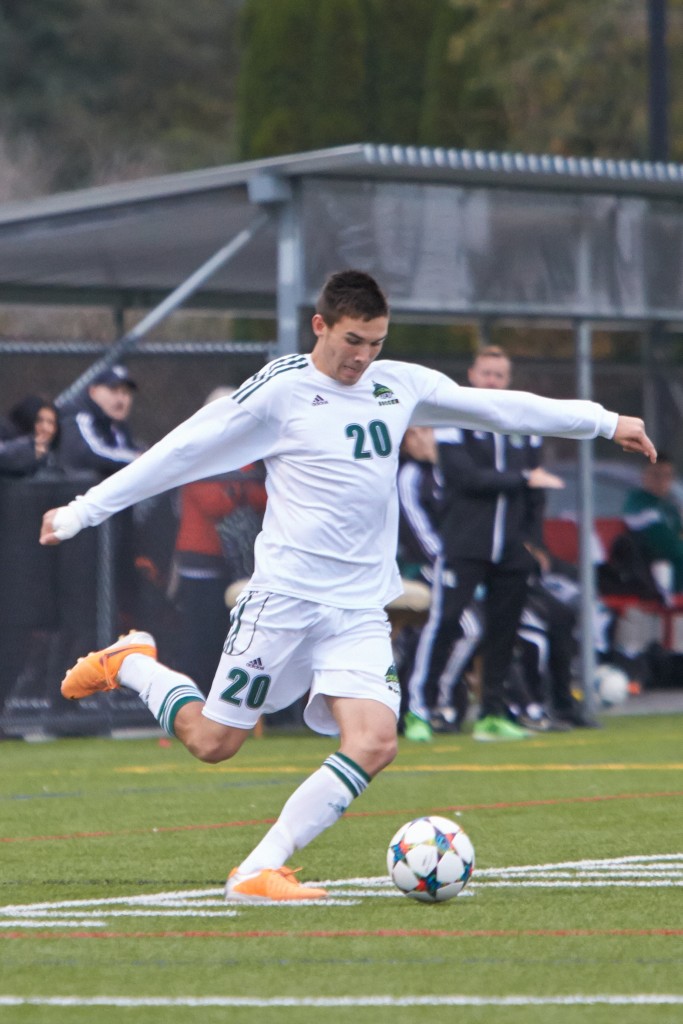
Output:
[247, 657, 264, 670]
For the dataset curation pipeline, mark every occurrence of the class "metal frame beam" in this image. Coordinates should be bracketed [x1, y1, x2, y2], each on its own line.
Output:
[55, 210, 272, 406]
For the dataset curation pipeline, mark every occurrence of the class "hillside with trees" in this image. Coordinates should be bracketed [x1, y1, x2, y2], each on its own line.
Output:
[0, 0, 244, 197]
[0, 0, 682, 200]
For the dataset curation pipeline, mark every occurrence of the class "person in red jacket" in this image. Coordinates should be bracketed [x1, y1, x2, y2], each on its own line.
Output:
[173, 389, 267, 694]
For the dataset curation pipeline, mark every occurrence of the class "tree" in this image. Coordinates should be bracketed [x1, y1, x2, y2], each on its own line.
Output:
[420, 0, 508, 150]
[366, 0, 436, 144]
[236, 0, 317, 158]
[439, 0, 655, 159]
[236, 0, 683, 163]
[309, 0, 369, 148]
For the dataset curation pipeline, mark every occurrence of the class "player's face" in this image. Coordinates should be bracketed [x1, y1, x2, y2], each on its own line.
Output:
[468, 354, 511, 390]
[311, 314, 388, 385]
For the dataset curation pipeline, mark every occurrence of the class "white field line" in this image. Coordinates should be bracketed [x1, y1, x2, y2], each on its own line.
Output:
[0, 920, 106, 928]
[480, 880, 683, 888]
[4, 910, 239, 919]
[1, 855, 680, 928]
[0, 889, 224, 913]
[476, 853, 683, 873]
[0, 995, 682, 1008]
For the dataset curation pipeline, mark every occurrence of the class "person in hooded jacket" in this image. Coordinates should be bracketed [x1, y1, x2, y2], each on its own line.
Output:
[0, 398, 61, 477]
[59, 364, 145, 631]
[59, 365, 143, 478]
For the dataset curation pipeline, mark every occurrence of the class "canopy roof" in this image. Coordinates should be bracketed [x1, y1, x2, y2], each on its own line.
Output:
[2, 143, 683, 325]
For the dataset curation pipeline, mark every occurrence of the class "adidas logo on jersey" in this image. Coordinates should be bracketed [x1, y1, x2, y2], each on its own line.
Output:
[247, 657, 264, 670]
[312, 394, 328, 406]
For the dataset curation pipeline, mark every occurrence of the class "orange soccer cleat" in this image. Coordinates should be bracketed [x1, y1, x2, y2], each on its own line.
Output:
[61, 630, 157, 700]
[225, 866, 328, 902]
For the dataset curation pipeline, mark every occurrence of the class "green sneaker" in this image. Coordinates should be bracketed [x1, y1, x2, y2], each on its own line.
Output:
[472, 715, 531, 742]
[403, 711, 433, 742]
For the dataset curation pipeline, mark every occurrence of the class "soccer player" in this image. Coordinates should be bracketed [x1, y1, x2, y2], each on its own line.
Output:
[40, 270, 656, 902]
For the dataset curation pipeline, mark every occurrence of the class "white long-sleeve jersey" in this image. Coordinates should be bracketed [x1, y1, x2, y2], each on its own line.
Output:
[64, 355, 617, 609]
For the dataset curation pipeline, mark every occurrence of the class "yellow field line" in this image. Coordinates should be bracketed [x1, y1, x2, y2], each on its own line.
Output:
[110, 761, 683, 775]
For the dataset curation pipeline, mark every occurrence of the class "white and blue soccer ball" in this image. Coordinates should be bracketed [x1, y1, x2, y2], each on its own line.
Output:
[387, 815, 474, 902]
[594, 664, 629, 707]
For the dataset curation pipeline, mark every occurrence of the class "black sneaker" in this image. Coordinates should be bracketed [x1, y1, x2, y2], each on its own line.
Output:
[430, 707, 461, 733]
[556, 708, 602, 729]
[517, 711, 554, 732]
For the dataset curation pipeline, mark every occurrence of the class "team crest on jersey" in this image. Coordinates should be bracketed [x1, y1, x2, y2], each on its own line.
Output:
[372, 381, 399, 406]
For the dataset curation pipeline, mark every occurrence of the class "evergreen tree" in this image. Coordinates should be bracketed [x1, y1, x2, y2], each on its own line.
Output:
[420, 1, 508, 150]
[237, 0, 317, 158]
[308, 0, 369, 148]
[368, 0, 436, 144]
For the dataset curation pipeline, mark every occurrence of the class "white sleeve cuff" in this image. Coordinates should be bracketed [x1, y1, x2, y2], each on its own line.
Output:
[598, 409, 619, 439]
[52, 501, 89, 541]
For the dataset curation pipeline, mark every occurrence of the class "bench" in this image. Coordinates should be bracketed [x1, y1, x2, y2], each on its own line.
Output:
[543, 517, 683, 650]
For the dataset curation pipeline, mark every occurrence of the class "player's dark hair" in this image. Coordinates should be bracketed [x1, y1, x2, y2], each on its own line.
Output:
[316, 270, 389, 326]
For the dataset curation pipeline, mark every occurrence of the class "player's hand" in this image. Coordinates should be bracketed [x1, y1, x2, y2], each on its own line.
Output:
[526, 466, 565, 490]
[613, 416, 657, 462]
[40, 508, 63, 545]
[40, 505, 83, 545]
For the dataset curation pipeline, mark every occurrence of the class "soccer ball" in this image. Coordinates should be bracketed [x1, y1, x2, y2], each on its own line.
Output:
[594, 664, 629, 707]
[387, 815, 475, 902]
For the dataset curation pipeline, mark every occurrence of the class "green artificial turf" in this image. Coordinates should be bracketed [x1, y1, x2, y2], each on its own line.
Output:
[1, 714, 682, 1024]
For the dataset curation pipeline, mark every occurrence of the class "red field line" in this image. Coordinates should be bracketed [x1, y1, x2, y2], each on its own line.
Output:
[3, 927, 683, 941]
[2, 790, 682, 845]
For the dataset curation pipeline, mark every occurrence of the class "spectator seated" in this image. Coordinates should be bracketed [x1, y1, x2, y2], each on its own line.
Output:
[543, 516, 683, 651]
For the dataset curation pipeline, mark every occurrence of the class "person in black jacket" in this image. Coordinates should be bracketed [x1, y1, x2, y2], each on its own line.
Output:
[404, 346, 564, 741]
[0, 398, 60, 477]
[397, 427, 480, 739]
[59, 365, 143, 478]
[0, 394, 47, 440]
[59, 364, 146, 631]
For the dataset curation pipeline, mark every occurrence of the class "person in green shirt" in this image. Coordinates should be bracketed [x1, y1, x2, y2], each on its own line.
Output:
[623, 455, 683, 592]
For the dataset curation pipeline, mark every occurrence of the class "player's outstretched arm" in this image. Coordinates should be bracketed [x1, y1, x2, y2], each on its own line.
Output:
[613, 416, 657, 462]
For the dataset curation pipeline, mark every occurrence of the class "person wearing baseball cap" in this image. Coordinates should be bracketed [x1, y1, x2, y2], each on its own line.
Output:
[58, 363, 147, 635]
[91, 364, 138, 391]
[60, 364, 142, 479]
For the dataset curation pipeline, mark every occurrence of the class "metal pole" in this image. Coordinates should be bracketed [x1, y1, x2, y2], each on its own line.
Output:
[56, 210, 272, 407]
[648, 0, 669, 162]
[642, 325, 659, 452]
[275, 188, 302, 356]
[96, 519, 116, 647]
[576, 319, 597, 715]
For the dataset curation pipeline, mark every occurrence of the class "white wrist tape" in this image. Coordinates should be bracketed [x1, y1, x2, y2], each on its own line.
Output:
[52, 504, 84, 541]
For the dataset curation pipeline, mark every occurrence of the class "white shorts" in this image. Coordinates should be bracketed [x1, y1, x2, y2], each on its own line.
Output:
[202, 590, 399, 735]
